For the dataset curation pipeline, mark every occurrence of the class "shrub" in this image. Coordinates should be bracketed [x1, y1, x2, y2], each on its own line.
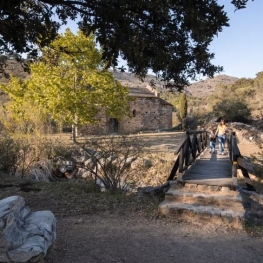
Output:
[78, 135, 147, 193]
[213, 98, 251, 123]
[0, 133, 68, 179]
[0, 136, 19, 174]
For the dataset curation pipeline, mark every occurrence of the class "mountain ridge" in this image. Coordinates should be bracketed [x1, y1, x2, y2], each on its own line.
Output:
[185, 75, 239, 97]
[112, 70, 239, 98]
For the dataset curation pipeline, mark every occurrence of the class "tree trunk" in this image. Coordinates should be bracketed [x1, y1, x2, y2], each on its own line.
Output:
[71, 123, 78, 143]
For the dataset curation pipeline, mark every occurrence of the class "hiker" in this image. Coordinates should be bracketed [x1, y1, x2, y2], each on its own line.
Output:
[209, 130, 216, 153]
[215, 119, 227, 155]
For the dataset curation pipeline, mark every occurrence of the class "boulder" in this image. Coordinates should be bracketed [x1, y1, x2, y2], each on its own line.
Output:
[0, 196, 56, 263]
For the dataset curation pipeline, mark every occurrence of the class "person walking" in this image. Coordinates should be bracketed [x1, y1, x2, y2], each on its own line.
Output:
[209, 130, 216, 153]
[215, 119, 227, 155]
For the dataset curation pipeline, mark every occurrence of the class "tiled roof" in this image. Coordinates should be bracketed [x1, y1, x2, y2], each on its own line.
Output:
[128, 87, 156, 97]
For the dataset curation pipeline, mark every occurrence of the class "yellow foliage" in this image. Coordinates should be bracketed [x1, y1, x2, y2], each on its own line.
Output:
[0, 29, 130, 132]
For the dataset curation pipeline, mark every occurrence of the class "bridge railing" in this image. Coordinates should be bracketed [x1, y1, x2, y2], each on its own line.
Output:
[167, 130, 208, 181]
[227, 131, 255, 191]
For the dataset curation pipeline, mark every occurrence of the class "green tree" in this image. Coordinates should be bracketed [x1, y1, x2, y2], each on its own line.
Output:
[0, 0, 252, 88]
[0, 29, 130, 140]
[179, 93, 188, 130]
[213, 98, 251, 123]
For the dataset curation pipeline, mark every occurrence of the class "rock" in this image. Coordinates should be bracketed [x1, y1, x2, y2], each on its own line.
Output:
[79, 147, 95, 156]
[77, 168, 92, 179]
[81, 171, 92, 179]
[107, 155, 118, 162]
[84, 158, 95, 169]
[138, 182, 170, 199]
[0, 196, 56, 263]
[65, 168, 78, 179]
[72, 155, 88, 164]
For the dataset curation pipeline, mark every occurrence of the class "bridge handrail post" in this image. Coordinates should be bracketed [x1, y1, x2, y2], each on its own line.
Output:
[228, 132, 233, 162]
[229, 131, 255, 190]
[167, 130, 209, 181]
[191, 133, 197, 159]
[231, 132, 239, 184]
[184, 136, 190, 167]
[179, 147, 184, 173]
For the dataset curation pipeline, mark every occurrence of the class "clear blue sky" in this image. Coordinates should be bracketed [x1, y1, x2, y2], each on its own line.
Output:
[60, 0, 263, 80]
[209, 0, 263, 79]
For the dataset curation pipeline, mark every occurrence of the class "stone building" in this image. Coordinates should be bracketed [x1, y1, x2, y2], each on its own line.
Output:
[80, 81, 173, 135]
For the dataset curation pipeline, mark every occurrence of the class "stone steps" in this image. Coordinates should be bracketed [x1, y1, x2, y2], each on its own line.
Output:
[170, 180, 236, 192]
[159, 181, 246, 229]
[165, 189, 244, 210]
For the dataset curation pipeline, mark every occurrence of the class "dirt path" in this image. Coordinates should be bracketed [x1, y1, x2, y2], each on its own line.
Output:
[46, 213, 263, 263]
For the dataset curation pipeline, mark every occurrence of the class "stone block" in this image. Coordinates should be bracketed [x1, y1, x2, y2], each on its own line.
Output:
[0, 196, 56, 263]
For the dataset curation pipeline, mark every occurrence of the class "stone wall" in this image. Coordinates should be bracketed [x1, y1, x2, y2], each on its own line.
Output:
[79, 109, 108, 135]
[120, 97, 172, 133]
[159, 103, 173, 130]
[121, 97, 161, 133]
[79, 97, 173, 135]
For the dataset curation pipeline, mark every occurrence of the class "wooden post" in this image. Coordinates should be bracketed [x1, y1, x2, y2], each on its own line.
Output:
[232, 160, 238, 185]
[191, 134, 197, 159]
[168, 157, 179, 181]
[179, 147, 184, 173]
[237, 157, 256, 191]
[184, 135, 190, 167]
[231, 132, 238, 185]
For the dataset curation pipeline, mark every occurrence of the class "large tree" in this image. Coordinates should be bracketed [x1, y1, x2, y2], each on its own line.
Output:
[0, 30, 130, 140]
[0, 0, 253, 89]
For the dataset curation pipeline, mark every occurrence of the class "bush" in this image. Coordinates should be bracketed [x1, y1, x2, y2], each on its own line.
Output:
[77, 135, 147, 193]
[0, 133, 68, 180]
[213, 98, 251, 123]
[0, 136, 19, 174]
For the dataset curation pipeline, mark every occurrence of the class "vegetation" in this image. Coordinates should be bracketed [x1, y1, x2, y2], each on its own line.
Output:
[0, 0, 253, 88]
[213, 98, 251, 123]
[0, 133, 67, 179]
[159, 71, 263, 128]
[179, 93, 188, 130]
[205, 74, 263, 123]
[0, 131, 174, 194]
[76, 135, 147, 193]
[0, 30, 130, 139]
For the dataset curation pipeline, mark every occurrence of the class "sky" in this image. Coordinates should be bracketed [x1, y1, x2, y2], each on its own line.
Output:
[208, 0, 263, 80]
[59, 0, 263, 80]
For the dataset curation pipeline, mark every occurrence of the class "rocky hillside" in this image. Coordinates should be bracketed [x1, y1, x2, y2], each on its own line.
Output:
[112, 70, 239, 98]
[185, 75, 239, 97]
[0, 59, 29, 83]
[111, 70, 166, 92]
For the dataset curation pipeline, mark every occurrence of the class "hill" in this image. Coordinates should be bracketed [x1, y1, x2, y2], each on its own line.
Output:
[185, 75, 239, 97]
[111, 70, 239, 98]
[0, 58, 29, 83]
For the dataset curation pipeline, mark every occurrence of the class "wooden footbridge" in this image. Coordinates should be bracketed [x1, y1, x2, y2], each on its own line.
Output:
[159, 130, 256, 229]
[167, 130, 254, 190]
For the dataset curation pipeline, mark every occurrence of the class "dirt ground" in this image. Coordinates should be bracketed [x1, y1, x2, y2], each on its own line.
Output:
[1, 132, 263, 263]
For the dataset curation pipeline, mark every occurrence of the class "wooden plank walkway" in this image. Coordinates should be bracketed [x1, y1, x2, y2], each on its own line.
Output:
[180, 147, 233, 186]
